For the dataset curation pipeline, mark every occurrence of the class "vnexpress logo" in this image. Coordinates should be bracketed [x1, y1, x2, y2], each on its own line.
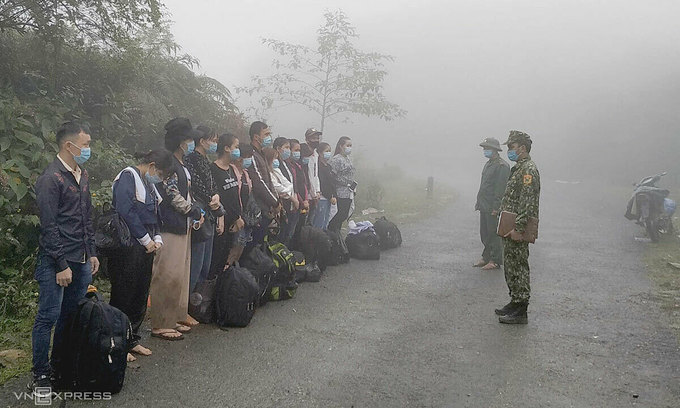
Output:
[15, 389, 112, 405]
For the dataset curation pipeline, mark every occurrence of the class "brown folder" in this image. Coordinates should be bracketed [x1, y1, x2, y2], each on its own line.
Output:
[497, 211, 539, 243]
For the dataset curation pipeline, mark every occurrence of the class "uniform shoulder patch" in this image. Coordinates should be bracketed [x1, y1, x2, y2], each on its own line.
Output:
[523, 174, 533, 185]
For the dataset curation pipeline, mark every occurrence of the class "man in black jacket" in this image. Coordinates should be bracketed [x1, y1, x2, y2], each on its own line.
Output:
[474, 137, 510, 270]
[30, 122, 100, 394]
[247, 121, 280, 245]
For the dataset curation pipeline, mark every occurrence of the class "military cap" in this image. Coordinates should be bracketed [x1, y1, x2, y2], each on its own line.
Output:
[503, 130, 532, 147]
[479, 137, 502, 151]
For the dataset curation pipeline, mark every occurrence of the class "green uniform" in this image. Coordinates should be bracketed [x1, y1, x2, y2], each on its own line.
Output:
[500, 156, 540, 303]
[475, 156, 510, 264]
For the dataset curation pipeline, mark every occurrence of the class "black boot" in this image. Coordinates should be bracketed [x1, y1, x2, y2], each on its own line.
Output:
[499, 302, 528, 324]
[494, 301, 517, 316]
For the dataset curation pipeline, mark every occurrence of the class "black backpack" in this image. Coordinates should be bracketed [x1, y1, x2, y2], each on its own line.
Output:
[58, 291, 131, 393]
[240, 246, 275, 307]
[346, 230, 381, 260]
[189, 277, 218, 324]
[292, 251, 322, 283]
[325, 230, 350, 266]
[214, 264, 259, 328]
[373, 217, 402, 249]
[290, 225, 332, 272]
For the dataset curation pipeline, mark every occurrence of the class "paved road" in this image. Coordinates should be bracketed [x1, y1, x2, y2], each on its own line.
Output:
[3, 180, 680, 407]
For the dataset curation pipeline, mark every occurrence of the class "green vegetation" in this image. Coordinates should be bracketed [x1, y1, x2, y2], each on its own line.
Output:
[645, 221, 680, 342]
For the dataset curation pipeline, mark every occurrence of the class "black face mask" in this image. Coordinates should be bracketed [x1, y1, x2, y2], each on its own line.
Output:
[308, 141, 319, 149]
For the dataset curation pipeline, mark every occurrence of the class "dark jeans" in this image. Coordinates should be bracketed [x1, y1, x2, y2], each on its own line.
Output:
[312, 198, 331, 230]
[32, 252, 92, 378]
[190, 234, 214, 293]
[280, 211, 300, 246]
[249, 215, 272, 250]
[480, 212, 503, 265]
[108, 244, 153, 349]
[328, 198, 352, 232]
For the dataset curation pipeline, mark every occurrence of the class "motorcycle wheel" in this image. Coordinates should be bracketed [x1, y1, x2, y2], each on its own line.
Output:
[646, 219, 660, 243]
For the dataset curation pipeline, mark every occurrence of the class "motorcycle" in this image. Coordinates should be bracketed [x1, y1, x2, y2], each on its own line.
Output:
[625, 172, 676, 242]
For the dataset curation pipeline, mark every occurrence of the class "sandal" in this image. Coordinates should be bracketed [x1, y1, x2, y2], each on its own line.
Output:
[178, 316, 200, 327]
[174, 324, 191, 333]
[151, 329, 184, 341]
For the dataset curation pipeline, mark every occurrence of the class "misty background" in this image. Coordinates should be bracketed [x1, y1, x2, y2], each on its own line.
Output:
[163, 0, 680, 188]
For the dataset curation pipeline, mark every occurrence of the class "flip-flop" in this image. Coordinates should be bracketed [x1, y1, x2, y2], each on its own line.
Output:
[481, 262, 501, 270]
[178, 318, 200, 327]
[175, 324, 191, 333]
[151, 330, 184, 341]
[473, 260, 487, 267]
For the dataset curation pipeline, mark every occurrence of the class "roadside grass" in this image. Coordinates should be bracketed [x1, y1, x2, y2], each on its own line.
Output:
[352, 164, 456, 225]
[645, 226, 680, 342]
[0, 274, 110, 385]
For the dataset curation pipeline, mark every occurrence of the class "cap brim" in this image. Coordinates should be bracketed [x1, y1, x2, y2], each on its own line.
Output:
[480, 143, 502, 151]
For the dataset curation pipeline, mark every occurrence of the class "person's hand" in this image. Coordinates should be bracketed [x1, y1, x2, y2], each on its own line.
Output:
[144, 241, 156, 253]
[154, 242, 162, 251]
[90, 257, 100, 275]
[230, 217, 245, 233]
[216, 216, 225, 235]
[505, 229, 523, 241]
[331, 197, 337, 205]
[56, 267, 73, 287]
[197, 214, 205, 228]
[492, 210, 498, 216]
[303, 200, 310, 210]
[209, 194, 221, 210]
[292, 195, 299, 210]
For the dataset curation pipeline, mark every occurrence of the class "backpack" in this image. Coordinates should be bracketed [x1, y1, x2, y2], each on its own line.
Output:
[264, 236, 296, 284]
[325, 230, 350, 266]
[290, 225, 332, 272]
[214, 264, 259, 328]
[189, 277, 218, 323]
[346, 230, 381, 260]
[292, 251, 323, 283]
[373, 217, 402, 249]
[58, 291, 131, 393]
[268, 280, 299, 301]
[240, 246, 275, 307]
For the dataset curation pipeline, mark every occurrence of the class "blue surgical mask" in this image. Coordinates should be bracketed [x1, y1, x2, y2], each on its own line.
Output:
[302, 157, 310, 165]
[230, 148, 241, 160]
[184, 141, 195, 155]
[483, 149, 494, 159]
[207, 142, 217, 154]
[145, 171, 162, 185]
[71, 143, 91, 165]
[242, 157, 253, 168]
[280, 149, 291, 161]
[323, 151, 332, 160]
[507, 150, 519, 162]
[292, 151, 301, 161]
[262, 136, 273, 148]
[272, 159, 280, 169]
[344, 147, 352, 155]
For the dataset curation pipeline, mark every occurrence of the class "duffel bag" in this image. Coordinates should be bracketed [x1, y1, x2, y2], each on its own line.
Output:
[346, 230, 381, 260]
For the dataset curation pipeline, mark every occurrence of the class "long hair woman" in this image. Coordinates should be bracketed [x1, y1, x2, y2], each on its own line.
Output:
[327, 136, 355, 232]
[150, 118, 205, 340]
[110, 149, 173, 361]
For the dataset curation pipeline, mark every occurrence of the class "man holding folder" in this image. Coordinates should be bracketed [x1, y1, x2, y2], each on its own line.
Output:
[494, 131, 540, 324]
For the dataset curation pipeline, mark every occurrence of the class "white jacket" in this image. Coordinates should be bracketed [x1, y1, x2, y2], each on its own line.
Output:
[307, 149, 321, 198]
[271, 168, 294, 199]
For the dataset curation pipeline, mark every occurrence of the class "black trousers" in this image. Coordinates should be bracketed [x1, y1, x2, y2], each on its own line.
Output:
[210, 230, 235, 279]
[328, 198, 352, 232]
[108, 244, 154, 349]
[480, 211, 503, 265]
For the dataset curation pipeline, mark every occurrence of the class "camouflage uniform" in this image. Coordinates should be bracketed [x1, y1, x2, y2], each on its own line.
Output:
[500, 132, 540, 303]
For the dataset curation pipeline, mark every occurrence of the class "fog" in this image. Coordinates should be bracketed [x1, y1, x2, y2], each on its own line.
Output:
[163, 0, 680, 187]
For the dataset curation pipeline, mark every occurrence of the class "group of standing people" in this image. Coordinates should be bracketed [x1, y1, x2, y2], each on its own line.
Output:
[474, 130, 541, 325]
[29, 119, 357, 394]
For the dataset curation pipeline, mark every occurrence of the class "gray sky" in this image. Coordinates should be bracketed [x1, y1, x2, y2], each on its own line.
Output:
[163, 0, 680, 183]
